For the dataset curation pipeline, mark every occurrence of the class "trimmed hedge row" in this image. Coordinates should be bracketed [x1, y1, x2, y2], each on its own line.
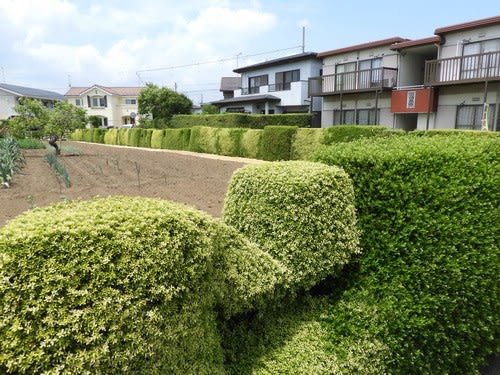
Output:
[170, 113, 312, 129]
[306, 135, 500, 373]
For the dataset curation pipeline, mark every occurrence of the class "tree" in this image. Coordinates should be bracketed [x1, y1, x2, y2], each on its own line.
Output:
[138, 83, 192, 123]
[7, 97, 49, 139]
[201, 104, 219, 114]
[45, 101, 87, 154]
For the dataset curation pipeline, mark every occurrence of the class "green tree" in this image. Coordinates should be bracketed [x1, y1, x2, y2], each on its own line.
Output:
[46, 101, 87, 139]
[138, 83, 192, 124]
[201, 104, 219, 114]
[7, 97, 49, 139]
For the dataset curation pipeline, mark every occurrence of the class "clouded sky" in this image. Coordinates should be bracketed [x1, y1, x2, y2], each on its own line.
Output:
[0, 0, 498, 104]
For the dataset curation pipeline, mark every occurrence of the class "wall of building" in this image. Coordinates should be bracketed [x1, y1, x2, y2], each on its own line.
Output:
[0, 93, 17, 120]
[439, 24, 500, 59]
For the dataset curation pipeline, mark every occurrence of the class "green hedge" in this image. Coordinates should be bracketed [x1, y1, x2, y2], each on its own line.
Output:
[139, 129, 153, 148]
[307, 135, 500, 373]
[71, 129, 83, 141]
[92, 128, 106, 144]
[127, 128, 141, 147]
[104, 128, 118, 145]
[163, 128, 191, 150]
[150, 129, 165, 149]
[117, 128, 130, 146]
[188, 127, 218, 154]
[240, 129, 262, 159]
[223, 161, 359, 293]
[0, 196, 284, 374]
[171, 114, 311, 129]
[290, 128, 325, 160]
[81, 128, 93, 142]
[409, 128, 500, 138]
[258, 126, 298, 161]
[322, 125, 401, 144]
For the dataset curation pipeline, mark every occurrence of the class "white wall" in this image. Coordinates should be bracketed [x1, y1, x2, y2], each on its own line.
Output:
[0, 92, 17, 120]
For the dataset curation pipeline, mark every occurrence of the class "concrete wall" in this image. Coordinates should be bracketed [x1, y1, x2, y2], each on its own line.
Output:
[0, 92, 17, 120]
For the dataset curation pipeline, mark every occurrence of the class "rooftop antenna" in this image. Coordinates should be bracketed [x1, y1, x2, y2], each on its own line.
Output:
[67, 74, 72, 87]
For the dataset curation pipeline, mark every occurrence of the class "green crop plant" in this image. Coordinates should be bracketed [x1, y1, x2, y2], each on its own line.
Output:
[46, 153, 71, 188]
[0, 137, 24, 187]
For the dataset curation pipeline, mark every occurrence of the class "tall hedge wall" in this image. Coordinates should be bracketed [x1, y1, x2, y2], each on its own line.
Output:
[163, 128, 191, 150]
[307, 135, 500, 373]
[0, 196, 284, 374]
[223, 161, 360, 293]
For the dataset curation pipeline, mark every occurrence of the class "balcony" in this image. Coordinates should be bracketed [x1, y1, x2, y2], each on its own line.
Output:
[268, 82, 292, 92]
[308, 67, 398, 96]
[424, 50, 500, 86]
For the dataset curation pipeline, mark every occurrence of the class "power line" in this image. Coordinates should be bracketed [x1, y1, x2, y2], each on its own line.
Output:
[135, 45, 303, 76]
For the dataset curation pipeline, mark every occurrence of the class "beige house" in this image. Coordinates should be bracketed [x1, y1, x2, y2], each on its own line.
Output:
[65, 85, 142, 128]
[310, 15, 500, 131]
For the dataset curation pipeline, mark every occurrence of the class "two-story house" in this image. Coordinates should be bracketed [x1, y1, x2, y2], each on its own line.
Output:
[0, 83, 66, 120]
[65, 85, 142, 128]
[211, 52, 323, 121]
[310, 16, 500, 131]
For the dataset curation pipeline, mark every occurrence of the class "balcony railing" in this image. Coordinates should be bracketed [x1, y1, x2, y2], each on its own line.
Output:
[424, 50, 500, 86]
[308, 67, 398, 96]
[268, 82, 292, 92]
[241, 87, 260, 95]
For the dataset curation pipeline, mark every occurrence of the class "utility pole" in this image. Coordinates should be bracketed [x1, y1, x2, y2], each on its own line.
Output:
[302, 26, 305, 53]
[1, 67, 5, 83]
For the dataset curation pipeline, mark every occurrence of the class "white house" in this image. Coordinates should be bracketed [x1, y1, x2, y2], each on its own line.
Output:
[211, 52, 323, 123]
[65, 85, 142, 128]
[0, 83, 66, 120]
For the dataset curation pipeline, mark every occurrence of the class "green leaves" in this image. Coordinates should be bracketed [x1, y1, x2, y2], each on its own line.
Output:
[138, 83, 192, 121]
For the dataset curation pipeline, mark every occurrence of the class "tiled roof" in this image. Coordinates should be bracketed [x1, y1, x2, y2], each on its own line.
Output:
[317, 37, 408, 58]
[233, 52, 318, 73]
[0, 83, 65, 100]
[435, 15, 500, 35]
[65, 85, 142, 96]
[390, 36, 442, 50]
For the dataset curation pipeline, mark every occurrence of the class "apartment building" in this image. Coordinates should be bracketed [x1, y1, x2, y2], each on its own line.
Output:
[310, 16, 500, 131]
[65, 85, 142, 128]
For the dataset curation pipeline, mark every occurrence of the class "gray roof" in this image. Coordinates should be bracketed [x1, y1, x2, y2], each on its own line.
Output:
[211, 94, 281, 106]
[0, 83, 66, 101]
[233, 52, 318, 73]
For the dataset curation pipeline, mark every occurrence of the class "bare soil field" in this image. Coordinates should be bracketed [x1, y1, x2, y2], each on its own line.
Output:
[0, 141, 261, 227]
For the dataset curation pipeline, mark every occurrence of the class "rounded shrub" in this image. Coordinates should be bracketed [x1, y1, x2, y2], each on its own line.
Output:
[103, 128, 118, 145]
[150, 129, 165, 149]
[223, 161, 360, 293]
[0, 197, 227, 374]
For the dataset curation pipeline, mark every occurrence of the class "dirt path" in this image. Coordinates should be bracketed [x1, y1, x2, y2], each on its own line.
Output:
[0, 141, 261, 227]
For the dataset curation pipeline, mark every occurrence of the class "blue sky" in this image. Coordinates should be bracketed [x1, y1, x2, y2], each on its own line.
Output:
[0, 0, 498, 104]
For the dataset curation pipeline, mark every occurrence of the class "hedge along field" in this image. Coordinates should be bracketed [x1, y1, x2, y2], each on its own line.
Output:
[0, 161, 360, 374]
[309, 135, 498, 373]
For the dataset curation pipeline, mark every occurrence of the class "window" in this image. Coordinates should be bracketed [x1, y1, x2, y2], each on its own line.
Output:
[90, 96, 107, 108]
[358, 58, 382, 89]
[248, 74, 268, 94]
[75, 99, 81, 106]
[274, 69, 300, 91]
[125, 98, 136, 105]
[456, 104, 497, 131]
[333, 109, 380, 125]
[335, 62, 356, 91]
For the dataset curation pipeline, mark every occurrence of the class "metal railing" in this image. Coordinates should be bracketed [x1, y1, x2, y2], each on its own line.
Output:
[425, 50, 500, 85]
[308, 67, 398, 96]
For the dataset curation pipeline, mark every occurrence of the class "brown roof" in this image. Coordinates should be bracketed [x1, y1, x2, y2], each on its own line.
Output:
[390, 36, 442, 50]
[317, 37, 408, 58]
[435, 15, 500, 35]
[65, 85, 142, 96]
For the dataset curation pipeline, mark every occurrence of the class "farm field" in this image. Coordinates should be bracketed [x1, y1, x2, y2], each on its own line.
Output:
[0, 141, 260, 227]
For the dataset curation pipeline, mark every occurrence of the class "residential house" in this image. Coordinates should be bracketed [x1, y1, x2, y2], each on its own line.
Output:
[211, 52, 323, 121]
[65, 85, 142, 128]
[310, 16, 500, 131]
[0, 83, 66, 120]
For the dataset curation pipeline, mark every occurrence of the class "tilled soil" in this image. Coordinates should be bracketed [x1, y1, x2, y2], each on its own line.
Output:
[0, 141, 261, 227]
